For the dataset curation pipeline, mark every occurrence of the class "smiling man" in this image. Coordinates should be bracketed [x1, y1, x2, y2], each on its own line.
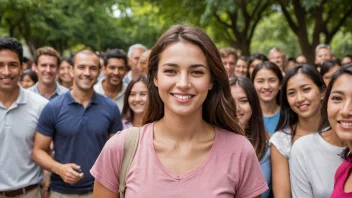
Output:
[0, 37, 48, 198]
[32, 50, 122, 198]
[28, 47, 68, 100]
[94, 49, 128, 112]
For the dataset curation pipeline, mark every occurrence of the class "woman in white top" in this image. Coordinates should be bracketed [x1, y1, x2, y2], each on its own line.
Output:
[270, 64, 326, 197]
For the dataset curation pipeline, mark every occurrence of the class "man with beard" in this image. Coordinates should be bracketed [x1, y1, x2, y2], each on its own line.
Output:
[94, 49, 128, 112]
[32, 50, 122, 198]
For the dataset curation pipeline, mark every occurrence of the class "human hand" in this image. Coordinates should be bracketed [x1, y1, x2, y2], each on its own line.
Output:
[57, 163, 84, 185]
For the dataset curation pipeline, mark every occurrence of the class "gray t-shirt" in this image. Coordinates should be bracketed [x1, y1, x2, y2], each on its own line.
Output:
[289, 132, 344, 198]
[269, 128, 292, 159]
[93, 79, 127, 113]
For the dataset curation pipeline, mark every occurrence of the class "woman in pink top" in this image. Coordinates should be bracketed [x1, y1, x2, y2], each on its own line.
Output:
[91, 24, 268, 198]
[121, 76, 148, 129]
[329, 63, 352, 197]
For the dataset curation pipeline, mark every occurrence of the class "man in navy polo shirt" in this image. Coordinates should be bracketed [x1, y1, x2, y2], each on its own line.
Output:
[32, 50, 122, 197]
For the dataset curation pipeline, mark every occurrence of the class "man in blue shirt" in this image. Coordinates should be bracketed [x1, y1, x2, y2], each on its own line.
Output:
[32, 50, 122, 197]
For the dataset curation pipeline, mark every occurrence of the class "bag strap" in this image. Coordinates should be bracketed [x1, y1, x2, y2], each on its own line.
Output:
[118, 127, 140, 198]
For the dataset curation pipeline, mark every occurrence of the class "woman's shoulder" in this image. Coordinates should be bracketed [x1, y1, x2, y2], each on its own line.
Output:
[215, 127, 255, 154]
[269, 128, 292, 158]
[105, 123, 153, 152]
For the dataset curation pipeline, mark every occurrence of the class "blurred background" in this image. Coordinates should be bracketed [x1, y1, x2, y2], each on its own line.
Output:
[0, 0, 351, 64]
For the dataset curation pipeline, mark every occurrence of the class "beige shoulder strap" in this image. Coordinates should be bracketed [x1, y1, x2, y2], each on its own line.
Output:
[118, 127, 140, 198]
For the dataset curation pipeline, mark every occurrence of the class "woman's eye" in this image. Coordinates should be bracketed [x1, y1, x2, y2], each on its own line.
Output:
[164, 69, 176, 74]
[330, 96, 342, 101]
[287, 92, 295, 96]
[191, 70, 204, 75]
[303, 88, 311, 92]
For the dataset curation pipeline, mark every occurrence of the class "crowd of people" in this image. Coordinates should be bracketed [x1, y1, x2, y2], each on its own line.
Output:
[0, 24, 352, 198]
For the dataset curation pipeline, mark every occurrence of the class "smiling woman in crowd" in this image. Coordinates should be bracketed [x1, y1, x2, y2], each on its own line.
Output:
[91, 24, 268, 198]
[121, 76, 148, 129]
[270, 64, 326, 197]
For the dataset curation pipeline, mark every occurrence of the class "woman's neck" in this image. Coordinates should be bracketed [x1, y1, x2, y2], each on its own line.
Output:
[132, 113, 144, 127]
[296, 112, 321, 135]
[154, 109, 212, 143]
[322, 129, 346, 147]
[260, 100, 279, 116]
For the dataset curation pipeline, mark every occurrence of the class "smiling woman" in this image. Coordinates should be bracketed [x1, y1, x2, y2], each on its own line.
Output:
[91, 24, 268, 198]
[121, 76, 148, 129]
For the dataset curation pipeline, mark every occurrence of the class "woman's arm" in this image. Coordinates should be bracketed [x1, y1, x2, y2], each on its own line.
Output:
[271, 144, 291, 198]
[93, 180, 119, 198]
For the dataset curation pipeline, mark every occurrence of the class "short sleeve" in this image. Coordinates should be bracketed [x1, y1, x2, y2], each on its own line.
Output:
[289, 140, 313, 198]
[108, 105, 123, 134]
[36, 102, 56, 137]
[90, 130, 128, 193]
[236, 139, 268, 198]
[269, 131, 292, 159]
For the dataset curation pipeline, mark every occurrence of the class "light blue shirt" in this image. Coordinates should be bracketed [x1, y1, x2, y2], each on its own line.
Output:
[260, 146, 271, 198]
[0, 87, 48, 190]
[28, 82, 68, 100]
[263, 110, 280, 134]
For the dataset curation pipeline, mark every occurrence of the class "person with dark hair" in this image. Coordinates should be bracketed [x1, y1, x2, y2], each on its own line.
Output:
[341, 55, 352, 65]
[91, 24, 268, 198]
[269, 64, 326, 197]
[247, 53, 268, 79]
[22, 56, 32, 70]
[121, 76, 148, 129]
[330, 63, 352, 197]
[285, 57, 297, 72]
[0, 37, 48, 198]
[20, 69, 38, 88]
[320, 60, 341, 86]
[252, 61, 283, 134]
[94, 48, 128, 111]
[57, 57, 73, 89]
[29, 47, 68, 100]
[289, 65, 346, 197]
[32, 50, 123, 198]
[230, 77, 271, 198]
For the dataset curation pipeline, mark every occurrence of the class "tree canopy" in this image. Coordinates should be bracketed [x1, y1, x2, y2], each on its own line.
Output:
[0, 0, 351, 60]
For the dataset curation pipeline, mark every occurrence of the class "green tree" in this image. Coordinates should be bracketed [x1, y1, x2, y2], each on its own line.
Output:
[277, 0, 352, 63]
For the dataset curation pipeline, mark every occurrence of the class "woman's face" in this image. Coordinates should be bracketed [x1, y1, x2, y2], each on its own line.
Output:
[59, 60, 73, 83]
[249, 59, 262, 79]
[253, 68, 281, 103]
[20, 74, 35, 89]
[328, 74, 352, 142]
[154, 41, 213, 117]
[234, 59, 247, 77]
[231, 84, 252, 127]
[128, 81, 148, 115]
[323, 65, 339, 86]
[286, 72, 323, 119]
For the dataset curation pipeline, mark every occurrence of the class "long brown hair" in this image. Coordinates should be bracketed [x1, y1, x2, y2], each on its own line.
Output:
[143, 24, 244, 135]
[121, 76, 148, 123]
[230, 77, 269, 159]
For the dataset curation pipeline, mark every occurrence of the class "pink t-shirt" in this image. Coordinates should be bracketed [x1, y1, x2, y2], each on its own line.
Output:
[90, 123, 268, 198]
[331, 158, 352, 198]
